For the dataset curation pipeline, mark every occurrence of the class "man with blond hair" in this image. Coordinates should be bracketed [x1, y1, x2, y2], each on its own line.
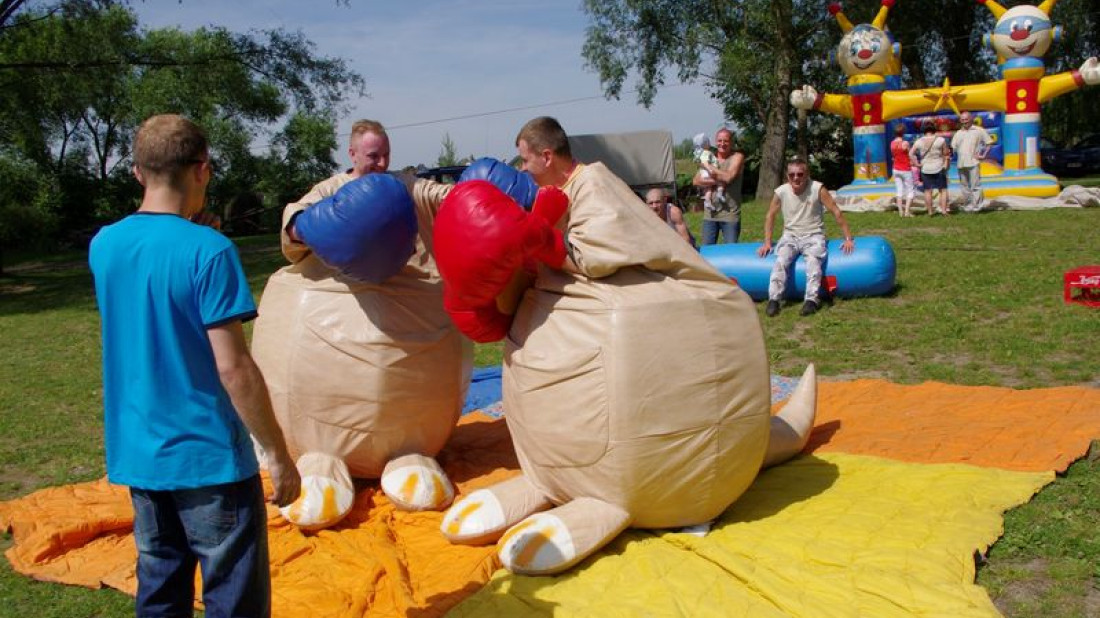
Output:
[250, 119, 471, 531]
[89, 114, 300, 617]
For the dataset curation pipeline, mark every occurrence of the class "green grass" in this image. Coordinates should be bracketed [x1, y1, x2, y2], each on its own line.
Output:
[2, 206, 1099, 617]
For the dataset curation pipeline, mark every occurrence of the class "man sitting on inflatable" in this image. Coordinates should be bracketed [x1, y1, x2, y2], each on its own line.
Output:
[432, 116, 819, 575]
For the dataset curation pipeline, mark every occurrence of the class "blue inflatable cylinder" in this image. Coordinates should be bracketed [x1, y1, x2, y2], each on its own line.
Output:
[700, 235, 897, 301]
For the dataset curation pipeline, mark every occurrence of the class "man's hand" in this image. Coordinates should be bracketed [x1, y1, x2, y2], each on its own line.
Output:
[1079, 57, 1100, 86]
[265, 450, 301, 507]
[757, 242, 773, 258]
[789, 85, 818, 110]
[841, 238, 855, 255]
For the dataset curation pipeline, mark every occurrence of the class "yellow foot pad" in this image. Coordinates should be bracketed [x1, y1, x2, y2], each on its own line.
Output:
[381, 453, 455, 511]
[279, 452, 354, 530]
[441, 489, 507, 545]
[442, 475, 552, 545]
[499, 497, 631, 576]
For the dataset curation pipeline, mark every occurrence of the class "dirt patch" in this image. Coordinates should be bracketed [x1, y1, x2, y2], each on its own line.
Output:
[989, 558, 1055, 615]
[0, 469, 47, 501]
[818, 369, 892, 381]
[0, 281, 37, 295]
[5, 259, 87, 274]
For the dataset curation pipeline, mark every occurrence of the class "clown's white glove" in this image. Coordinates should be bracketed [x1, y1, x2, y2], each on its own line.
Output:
[1079, 57, 1100, 86]
[790, 85, 819, 110]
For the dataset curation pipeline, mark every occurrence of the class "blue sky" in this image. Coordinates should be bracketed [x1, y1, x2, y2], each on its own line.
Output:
[132, 0, 728, 168]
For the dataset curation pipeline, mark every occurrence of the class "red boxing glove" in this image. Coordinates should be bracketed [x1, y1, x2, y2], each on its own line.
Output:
[434, 181, 569, 342]
[442, 287, 513, 343]
[522, 185, 568, 270]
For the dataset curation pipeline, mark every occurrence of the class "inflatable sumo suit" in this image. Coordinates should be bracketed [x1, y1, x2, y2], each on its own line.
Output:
[438, 163, 815, 574]
[251, 171, 472, 530]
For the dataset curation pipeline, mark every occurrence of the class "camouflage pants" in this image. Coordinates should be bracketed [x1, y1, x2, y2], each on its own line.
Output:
[768, 232, 827, 303]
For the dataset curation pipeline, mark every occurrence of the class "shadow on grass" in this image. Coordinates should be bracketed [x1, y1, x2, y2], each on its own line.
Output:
[0, 267, 96, 317]
[0, 235, 286, 319]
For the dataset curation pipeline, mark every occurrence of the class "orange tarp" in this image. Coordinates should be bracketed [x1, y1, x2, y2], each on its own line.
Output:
[1, 412, 520, 618]
[807, 380, 1100, 472]
[2, 381, 1099, 617]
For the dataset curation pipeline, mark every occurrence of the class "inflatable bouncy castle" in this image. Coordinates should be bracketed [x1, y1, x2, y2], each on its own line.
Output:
[791, 0, 1100, 202]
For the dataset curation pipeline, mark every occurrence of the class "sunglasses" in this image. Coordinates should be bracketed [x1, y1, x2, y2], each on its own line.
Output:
[787, 172, 806, 178]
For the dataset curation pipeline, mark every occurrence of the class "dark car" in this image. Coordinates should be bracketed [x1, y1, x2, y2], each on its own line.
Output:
[1063, 133, 1100, 176]
[1040, 137, 1071, 176]
[414, 164, 467, 184]
[1042, 134, 1100, 177]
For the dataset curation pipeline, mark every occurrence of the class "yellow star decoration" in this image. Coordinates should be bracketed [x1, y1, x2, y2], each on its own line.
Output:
[922, 77, 965, 115]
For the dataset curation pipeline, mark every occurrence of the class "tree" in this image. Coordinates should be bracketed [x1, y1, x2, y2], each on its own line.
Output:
[257, 111, 339, 215]
[436, 133, 459, 167]
[0, 2, 363, 248]
[582, 0, 833, 201]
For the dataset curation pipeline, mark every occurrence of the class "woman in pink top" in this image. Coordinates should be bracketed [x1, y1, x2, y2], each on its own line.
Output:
[890, 123, 916, 217]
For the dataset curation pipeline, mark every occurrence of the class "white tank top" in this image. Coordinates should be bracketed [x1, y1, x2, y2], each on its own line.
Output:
[774, 180, 825, 238]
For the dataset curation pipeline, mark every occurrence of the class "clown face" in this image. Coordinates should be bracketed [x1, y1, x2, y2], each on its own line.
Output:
[990, 5, 1055, 59]
[837, 25, 892, 76]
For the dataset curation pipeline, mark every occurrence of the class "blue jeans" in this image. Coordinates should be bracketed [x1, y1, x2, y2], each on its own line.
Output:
[130, 475, 270, 618]
[702, 219, 741, 245]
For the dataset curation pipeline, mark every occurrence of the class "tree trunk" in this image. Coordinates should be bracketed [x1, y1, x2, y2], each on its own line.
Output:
[796, 107, 808, 163]
[754, 0, 795, 203]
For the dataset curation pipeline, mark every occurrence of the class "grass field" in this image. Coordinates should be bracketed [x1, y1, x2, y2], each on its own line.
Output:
[1, 204, 1098, 617]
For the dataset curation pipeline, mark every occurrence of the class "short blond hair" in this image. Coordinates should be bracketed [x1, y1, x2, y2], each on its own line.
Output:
[350, 119, 386, 144]
[133, 114, 207, 179]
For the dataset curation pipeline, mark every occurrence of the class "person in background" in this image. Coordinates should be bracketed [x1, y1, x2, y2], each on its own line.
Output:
[950, 111, 991, 213]
[645, 187, 695, 248]
[910, 119, 951, 216]
[89, 114, 300, 617]
[758, 157, 855, 317]
[692, 128, 745, 244]
[890, 123, 916, 217]
[691, 132, 723, 211]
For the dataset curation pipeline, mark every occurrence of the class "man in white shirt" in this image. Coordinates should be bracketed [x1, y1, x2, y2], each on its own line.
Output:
[757, 158, 854, 317]
[950, 112, 991, 213]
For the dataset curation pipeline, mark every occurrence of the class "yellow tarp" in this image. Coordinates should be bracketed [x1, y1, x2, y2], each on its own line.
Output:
[449, 454, 1051, 617]
[2, 381, 1099, 617]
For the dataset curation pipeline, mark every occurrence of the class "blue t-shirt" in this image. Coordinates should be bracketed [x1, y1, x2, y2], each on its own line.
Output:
[89, 212, 259, 490]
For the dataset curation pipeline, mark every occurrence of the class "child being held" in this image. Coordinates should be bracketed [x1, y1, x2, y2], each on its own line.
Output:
[692, 132, 724, 212]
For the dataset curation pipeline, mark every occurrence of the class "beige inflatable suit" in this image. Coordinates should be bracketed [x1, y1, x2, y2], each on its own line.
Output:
[441, 163, 815, 574]
[252, 173, 472, 529]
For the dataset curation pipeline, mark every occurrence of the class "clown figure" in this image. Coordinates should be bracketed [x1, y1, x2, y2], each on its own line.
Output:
[791, 0, 942, 183]
[952, 0, 1100, 171]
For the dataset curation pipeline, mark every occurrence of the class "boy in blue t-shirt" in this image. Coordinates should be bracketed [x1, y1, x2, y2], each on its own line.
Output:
[89, 114, 300, 617]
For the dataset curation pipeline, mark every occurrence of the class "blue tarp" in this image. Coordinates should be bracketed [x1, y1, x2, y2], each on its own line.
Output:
[460, 366, 799, 416]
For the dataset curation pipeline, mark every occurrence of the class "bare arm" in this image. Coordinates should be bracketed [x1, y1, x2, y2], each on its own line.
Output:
[757, 194, 783, 257]
[692, 168, 715, 188]
[667, 205, 693, 245]
[208, 321, 301, 507]
[281, 177, 340, 262]
[820, 186, 855, 254]
[709, 152, 745, 185]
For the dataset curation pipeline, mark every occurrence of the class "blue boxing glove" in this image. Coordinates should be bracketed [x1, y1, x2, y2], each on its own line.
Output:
[293, 174, 418, 284]
[459, 158, 538, 210]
